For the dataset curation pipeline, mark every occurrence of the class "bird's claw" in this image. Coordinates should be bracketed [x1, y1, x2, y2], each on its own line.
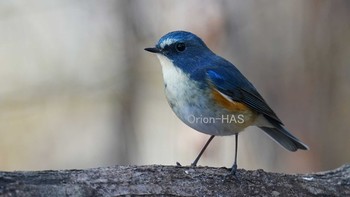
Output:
[222, 164, 241, 182]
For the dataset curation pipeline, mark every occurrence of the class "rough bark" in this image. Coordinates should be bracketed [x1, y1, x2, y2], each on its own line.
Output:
[0, 164, 349, 196]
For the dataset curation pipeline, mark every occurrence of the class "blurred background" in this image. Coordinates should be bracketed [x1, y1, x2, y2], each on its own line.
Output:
[0, 0, 349, 173]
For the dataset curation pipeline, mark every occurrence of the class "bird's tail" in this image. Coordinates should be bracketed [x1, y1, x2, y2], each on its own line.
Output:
[259, 126, 309, 152]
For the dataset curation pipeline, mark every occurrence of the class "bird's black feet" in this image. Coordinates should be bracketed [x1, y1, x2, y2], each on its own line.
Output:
[223, 163, 240, 182]
[230, 163, 237, 176]
[176, 162, 182, 167]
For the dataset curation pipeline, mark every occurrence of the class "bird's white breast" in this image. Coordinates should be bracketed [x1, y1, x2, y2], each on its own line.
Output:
[156, 55, 249, 136]
[157, 55, 191, 98]
[157, 54, 201, 117]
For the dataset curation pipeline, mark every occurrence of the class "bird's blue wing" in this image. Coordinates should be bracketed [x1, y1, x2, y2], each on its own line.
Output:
[206, 60, 283, 125]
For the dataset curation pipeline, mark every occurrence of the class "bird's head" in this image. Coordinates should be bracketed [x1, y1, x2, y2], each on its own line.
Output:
[145, 31, 214, 74]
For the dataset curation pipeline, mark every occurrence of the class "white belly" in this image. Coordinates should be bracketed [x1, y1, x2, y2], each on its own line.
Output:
[157, 55, 252, 136]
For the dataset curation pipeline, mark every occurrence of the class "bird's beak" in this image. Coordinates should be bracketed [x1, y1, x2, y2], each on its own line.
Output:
[144, 47, 161, 53]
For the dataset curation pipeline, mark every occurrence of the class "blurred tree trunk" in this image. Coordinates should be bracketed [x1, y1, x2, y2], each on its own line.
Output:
[110, 1, 141, 164]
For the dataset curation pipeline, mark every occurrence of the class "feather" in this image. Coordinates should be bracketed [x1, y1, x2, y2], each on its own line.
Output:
[206, 62, 282, 125]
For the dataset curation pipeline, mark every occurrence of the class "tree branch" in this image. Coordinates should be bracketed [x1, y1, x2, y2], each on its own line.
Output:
[0, 164, 349, 196]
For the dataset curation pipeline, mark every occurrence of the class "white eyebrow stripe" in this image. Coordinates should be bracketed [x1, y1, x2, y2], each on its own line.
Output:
[160, 38, 177, 48]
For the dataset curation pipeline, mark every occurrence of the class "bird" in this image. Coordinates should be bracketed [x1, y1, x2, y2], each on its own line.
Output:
[144, 31, 308, 176]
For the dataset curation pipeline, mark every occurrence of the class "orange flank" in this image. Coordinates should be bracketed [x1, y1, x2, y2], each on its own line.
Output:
[211, 89, 250, 112]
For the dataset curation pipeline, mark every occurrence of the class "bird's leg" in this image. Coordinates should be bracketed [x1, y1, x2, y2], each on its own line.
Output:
[222, 134, 241, 182]
[190, 135, 215, 167]
[230, 134, 238, 175]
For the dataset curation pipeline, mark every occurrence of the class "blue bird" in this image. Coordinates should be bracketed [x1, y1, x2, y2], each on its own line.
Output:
[145, 31, 308, 175]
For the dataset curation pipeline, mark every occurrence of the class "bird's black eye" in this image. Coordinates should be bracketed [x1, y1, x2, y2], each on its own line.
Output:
[175, 43, 186, 52]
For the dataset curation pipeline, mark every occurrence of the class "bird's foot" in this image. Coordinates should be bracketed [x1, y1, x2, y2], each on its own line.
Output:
[230, 163, 237, 175]
[223, 164, 241, 182]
